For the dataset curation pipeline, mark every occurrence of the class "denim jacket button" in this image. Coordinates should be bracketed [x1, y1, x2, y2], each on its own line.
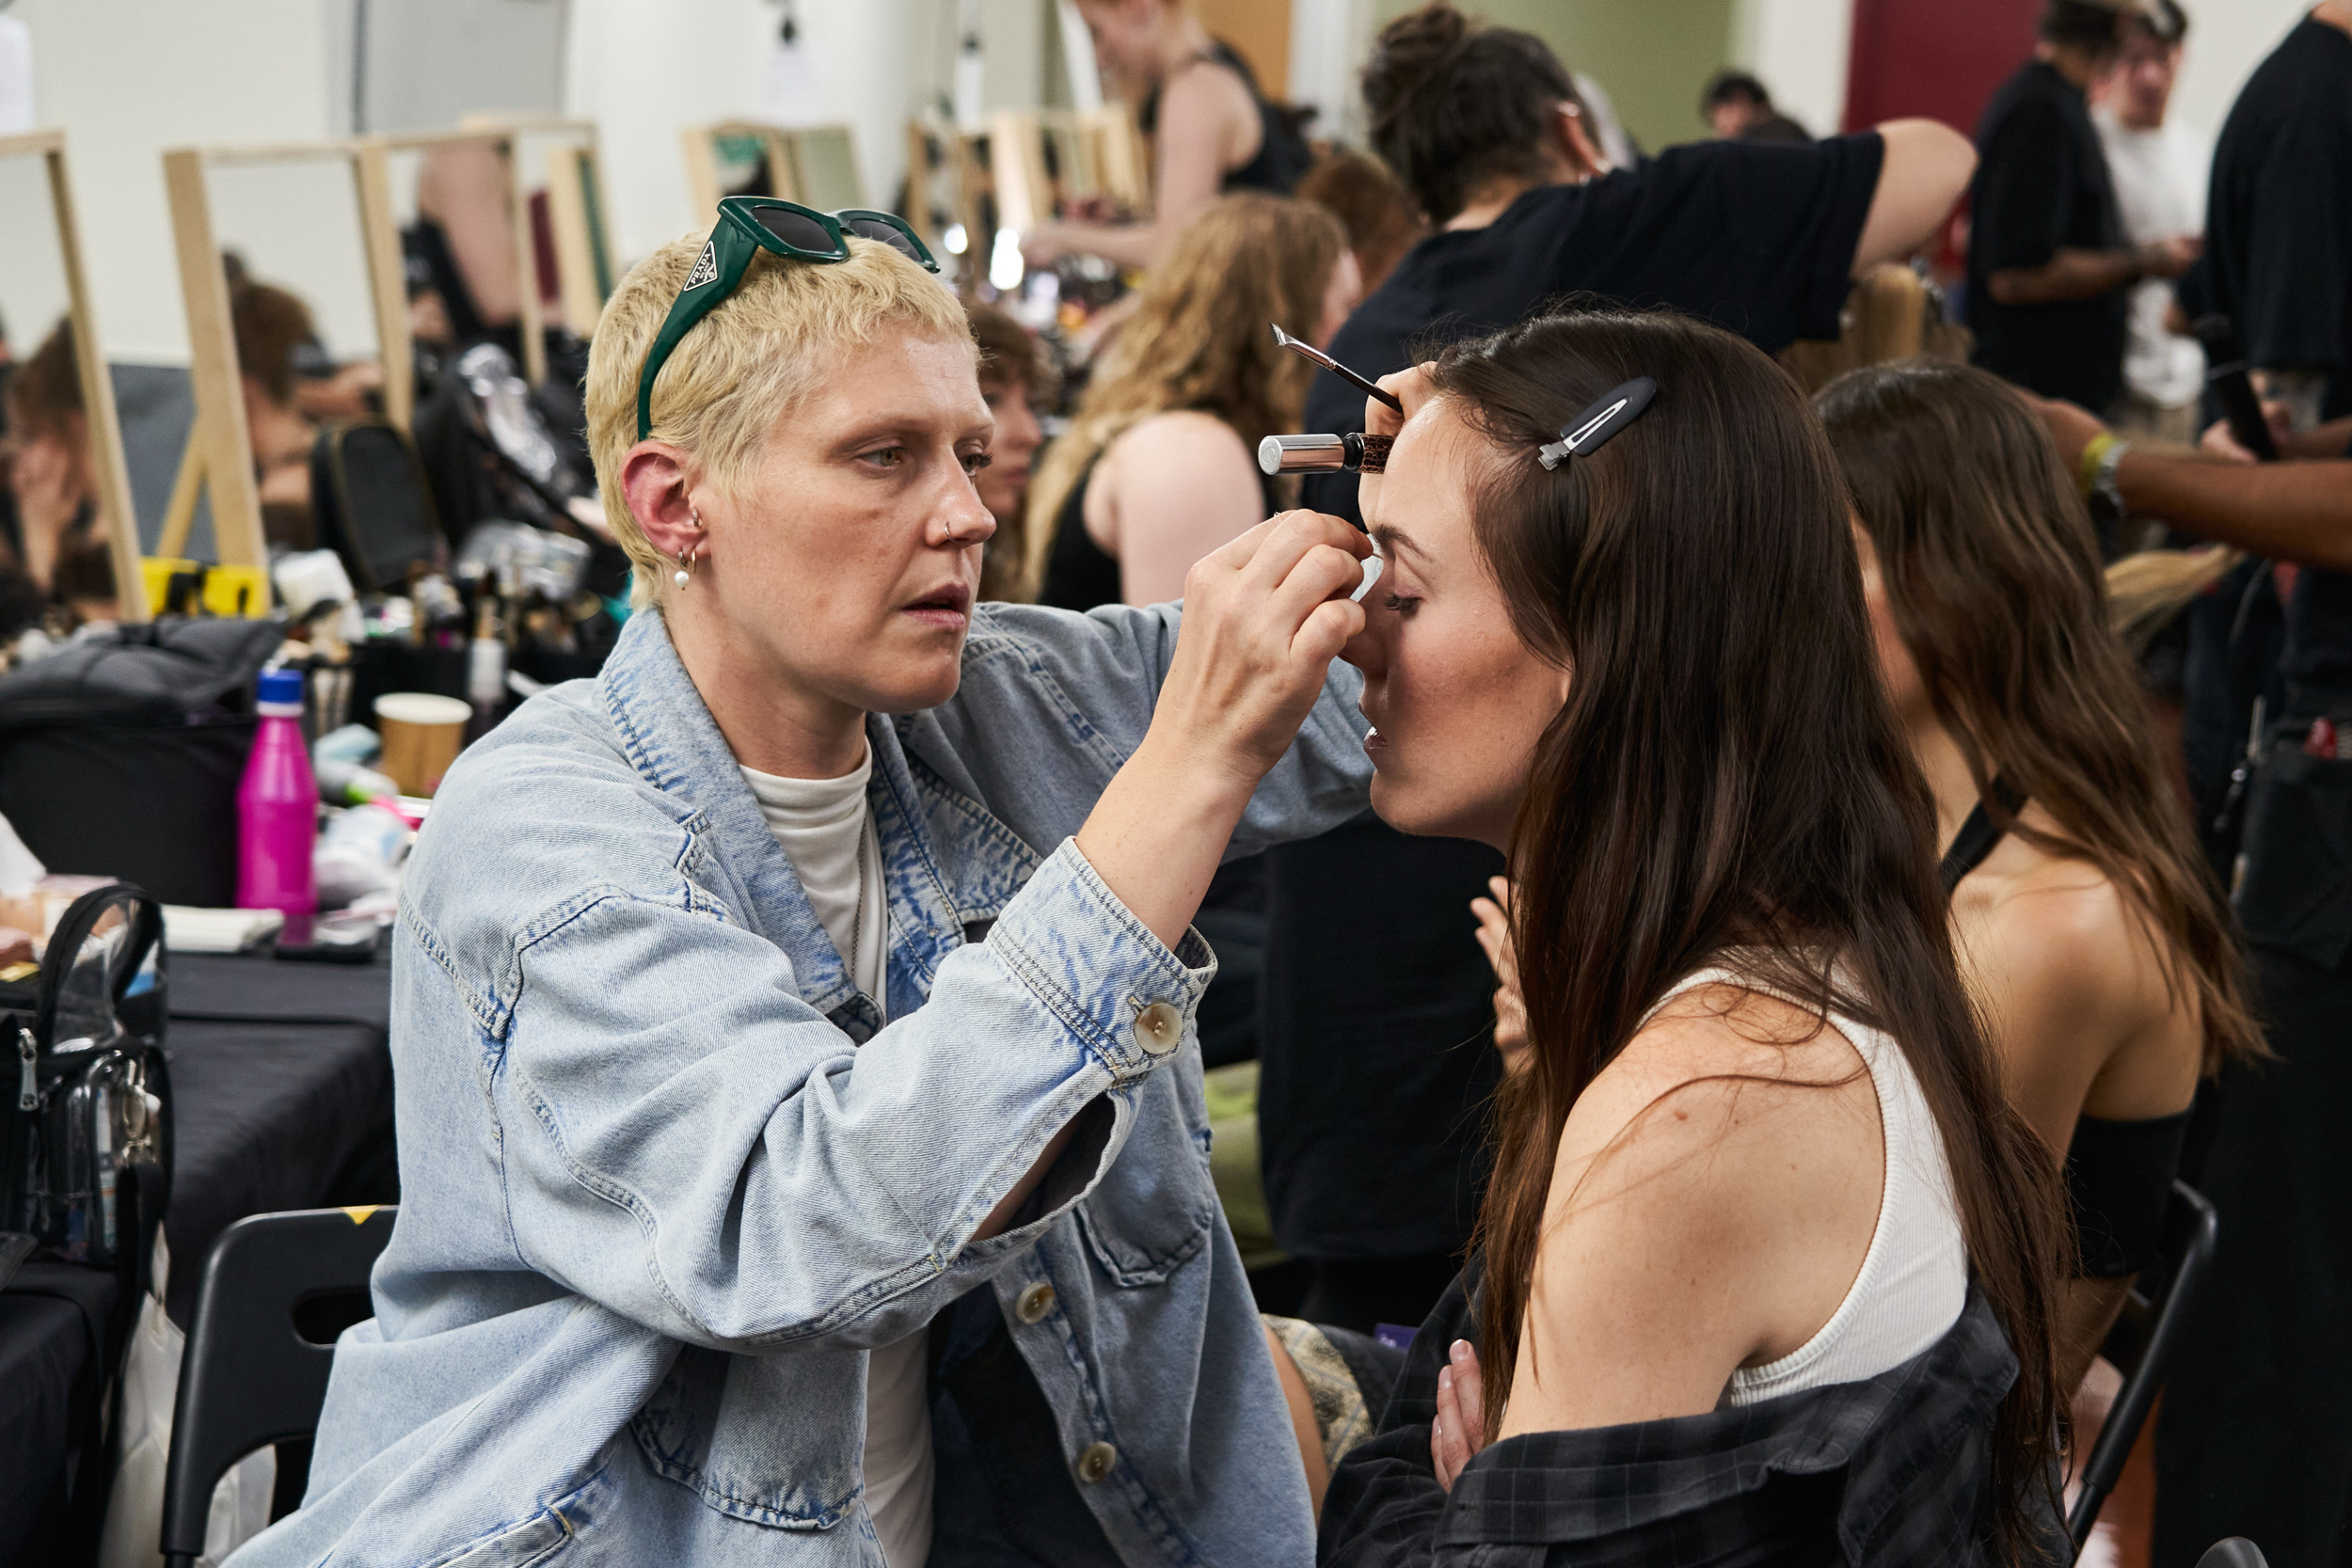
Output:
[1077, 1441, 1118, 1483]
[1015, 1282, 1057, 1323]
[1133, 1001, 1183, 1056]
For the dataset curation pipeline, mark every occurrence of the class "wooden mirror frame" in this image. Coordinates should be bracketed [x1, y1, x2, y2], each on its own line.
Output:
[158, 139, 397, 583]
[0, 130, 147, 622]
[682, 122, 866, 226]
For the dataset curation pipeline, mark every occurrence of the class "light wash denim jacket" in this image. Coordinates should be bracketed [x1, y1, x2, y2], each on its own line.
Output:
[230, 602, 1371, 1568]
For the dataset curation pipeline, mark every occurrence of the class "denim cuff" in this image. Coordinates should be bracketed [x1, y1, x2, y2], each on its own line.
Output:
[986, 838, 1217, 1081]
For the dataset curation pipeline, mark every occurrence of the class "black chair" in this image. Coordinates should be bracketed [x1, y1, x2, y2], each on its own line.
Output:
[2069, 1180, 2219, 1553]
[159, 1207, 396, 1568]
[2197, 1541, 2268, 1568]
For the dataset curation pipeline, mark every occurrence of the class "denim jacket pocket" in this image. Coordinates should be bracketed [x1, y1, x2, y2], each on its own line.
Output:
[1074, 1080, 1216, 1287]
[628, 1345, 861, 1528]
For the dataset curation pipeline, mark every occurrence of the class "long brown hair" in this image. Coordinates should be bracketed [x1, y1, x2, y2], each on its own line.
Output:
[1817, 361, 2263, 1071]
[1023, 194, 1343, 594]
[1433, 311, 2066, 1559]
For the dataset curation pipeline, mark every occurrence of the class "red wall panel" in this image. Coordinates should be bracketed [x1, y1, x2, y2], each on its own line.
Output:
[1842, 0, 2042, 135]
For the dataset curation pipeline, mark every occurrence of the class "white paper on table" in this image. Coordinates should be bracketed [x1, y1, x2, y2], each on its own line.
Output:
[0, 811, 46, 897]
[161, 907, 286, 955]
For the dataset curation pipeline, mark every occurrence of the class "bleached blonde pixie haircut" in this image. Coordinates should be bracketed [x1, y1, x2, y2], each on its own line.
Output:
[584, 230, 975, 606]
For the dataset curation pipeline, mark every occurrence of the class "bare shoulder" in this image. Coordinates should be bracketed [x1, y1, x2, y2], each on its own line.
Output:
[1503, 984, 1885, 1431]
[1160, 55, 1259, 125]
[1554, 985, 1880, 1232]
[1104, 413, 1257, 492]
[1962, 846, 2158, 1032]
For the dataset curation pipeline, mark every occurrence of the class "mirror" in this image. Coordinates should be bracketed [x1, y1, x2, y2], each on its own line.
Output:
[0, 131, 146, 627]
[160, 140, 396, 592]
[683, 122, 865, 220]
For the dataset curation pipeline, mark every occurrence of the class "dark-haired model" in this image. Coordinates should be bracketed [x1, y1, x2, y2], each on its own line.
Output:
[1263, 0, 1980, 1340]
[1819, 361, 2262, 1395]
[1317, 310, 2067, 1566]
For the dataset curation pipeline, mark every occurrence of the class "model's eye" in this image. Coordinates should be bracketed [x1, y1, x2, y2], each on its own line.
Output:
[962, 451, 994, 476]
[861, 445, 909, 469]
[1381, 592, 1422, 616]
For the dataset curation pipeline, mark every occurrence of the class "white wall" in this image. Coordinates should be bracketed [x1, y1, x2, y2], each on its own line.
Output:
[2170, 0, 2308, 140]
[9, 0, 348, 364]
[1729, 0, 1851, 139]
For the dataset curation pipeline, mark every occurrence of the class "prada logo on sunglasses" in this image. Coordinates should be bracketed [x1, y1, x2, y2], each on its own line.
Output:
[683, 242, 721, 292]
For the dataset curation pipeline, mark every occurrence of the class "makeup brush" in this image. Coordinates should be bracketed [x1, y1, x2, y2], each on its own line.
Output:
[1272, 324, 1404, 412]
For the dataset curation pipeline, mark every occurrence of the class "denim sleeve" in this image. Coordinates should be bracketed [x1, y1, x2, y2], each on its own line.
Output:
[487, 838, 1212, 1354]
[941, 601, 1372, 856]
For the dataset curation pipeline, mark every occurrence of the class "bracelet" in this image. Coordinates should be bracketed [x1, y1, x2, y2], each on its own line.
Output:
[2092, 436, 2133, 515]
[2077, 431, 2120, 499]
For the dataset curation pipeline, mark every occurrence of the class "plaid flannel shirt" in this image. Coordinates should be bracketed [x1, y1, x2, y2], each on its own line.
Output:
[1321, 1268, 2058, 1567]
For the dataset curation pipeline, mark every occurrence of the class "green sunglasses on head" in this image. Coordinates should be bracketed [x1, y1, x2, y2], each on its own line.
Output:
[635, 196, 941, 440]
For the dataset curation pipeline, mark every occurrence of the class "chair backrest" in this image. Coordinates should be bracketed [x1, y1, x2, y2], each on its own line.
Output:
[2196, 1540, 2269, 1568]
[159, 1206, 396, 1565]
[2068, 1181, 2219, 1551]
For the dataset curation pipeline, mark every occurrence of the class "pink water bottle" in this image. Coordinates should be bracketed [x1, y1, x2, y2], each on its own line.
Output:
[236, 667, 318, 915]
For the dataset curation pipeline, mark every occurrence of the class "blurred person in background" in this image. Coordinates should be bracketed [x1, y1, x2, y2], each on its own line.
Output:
[2182, 0, 2352, 430]
[1021, 0, 1313, 271]
[1968, 0, 2196, 413]
[1295, 149, 1426, 299]
[1026, 195, 1352, 612]
[962, 300, 1047, 602]
[1269, 0, 1976, 1336]
[2093, 0, 2209, 445]
[0, 318, 115, 622]
[2031, 388, 2352, 1566]
[1700, 69, 1813, 143]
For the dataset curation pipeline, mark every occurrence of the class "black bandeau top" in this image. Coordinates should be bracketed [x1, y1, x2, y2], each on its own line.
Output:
[1938, 784, 2187, 1279]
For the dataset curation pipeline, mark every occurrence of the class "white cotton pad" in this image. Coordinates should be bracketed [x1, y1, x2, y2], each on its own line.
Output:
[1351, 553, 1384, 604]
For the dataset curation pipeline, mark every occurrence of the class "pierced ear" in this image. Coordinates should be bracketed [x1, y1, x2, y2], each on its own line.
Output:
[1556, 103, 1608, 181]
[621, 441, 702, 558]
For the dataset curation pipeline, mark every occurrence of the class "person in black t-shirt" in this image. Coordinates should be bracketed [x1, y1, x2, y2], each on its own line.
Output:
[1262, 0, 1976, 1335]
[1966, 0, 2199, 412]
[2185, 1, 2352, 425]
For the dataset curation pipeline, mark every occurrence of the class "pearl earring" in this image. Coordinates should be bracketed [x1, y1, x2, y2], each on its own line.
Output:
[674, 511, 701, 590]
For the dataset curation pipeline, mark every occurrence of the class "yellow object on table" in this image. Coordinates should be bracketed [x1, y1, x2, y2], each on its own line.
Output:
[138, 558, 273, 619]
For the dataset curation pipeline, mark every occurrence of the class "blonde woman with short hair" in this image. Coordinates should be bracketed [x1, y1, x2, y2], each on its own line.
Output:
[231, 208, 1376, 1568]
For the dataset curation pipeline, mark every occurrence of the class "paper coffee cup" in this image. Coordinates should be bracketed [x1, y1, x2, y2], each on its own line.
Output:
[373, 692, 471, 797]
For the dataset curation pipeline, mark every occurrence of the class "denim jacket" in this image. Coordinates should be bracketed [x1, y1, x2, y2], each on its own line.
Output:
[230, 603, 1371, 1568]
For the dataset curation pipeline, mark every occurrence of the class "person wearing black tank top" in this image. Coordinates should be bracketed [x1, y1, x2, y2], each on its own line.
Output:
[1021, 0, 1311, 273]
[1819, 362, 2263, 1402]
[1024, 195, 1354, 610]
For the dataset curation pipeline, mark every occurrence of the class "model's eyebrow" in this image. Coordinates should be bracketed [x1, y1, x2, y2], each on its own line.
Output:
[1370, 524, 1425, 563]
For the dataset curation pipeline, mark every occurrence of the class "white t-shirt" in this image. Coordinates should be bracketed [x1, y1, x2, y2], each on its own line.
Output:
[739, 749, 931, 1568]
[2095, 107, 2212, 409]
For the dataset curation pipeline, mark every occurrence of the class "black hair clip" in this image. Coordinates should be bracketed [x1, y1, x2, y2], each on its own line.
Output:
[1536, 376, 1658, 470]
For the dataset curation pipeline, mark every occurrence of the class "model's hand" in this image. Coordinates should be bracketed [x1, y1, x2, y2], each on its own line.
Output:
[1432, 1338, 1489, 1492]
[1471, 877, 1528, 1075]
[2200, 418, 2262, 466]
[1360, 363, 1438, 522]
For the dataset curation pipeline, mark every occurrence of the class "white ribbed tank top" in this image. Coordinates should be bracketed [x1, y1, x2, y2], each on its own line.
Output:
[1641, 966, 1968, 1406]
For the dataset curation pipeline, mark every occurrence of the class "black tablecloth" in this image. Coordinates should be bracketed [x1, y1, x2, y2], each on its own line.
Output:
[0, 946, 395, 1559]
[163, 950, 397, 1325]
